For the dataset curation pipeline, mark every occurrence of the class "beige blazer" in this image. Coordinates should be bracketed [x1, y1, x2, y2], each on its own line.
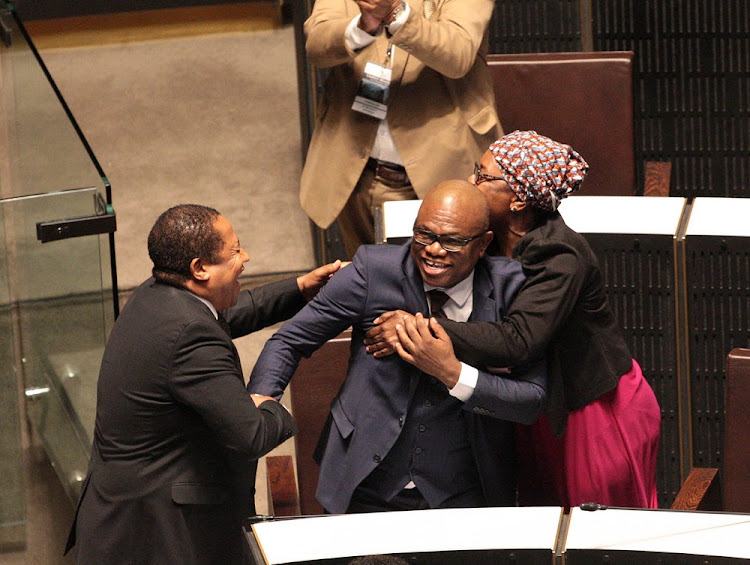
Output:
[300, 0, 502, 229]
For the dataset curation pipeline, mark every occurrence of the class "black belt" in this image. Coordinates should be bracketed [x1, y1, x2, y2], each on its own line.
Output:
[366, 158, 410, 186]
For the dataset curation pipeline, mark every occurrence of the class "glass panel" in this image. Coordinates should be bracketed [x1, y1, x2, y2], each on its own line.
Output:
[0, 6, 117, 543]
[2, 19, 102, 198]
[0, 203, 25, 549]
[1, 188, 112, 505]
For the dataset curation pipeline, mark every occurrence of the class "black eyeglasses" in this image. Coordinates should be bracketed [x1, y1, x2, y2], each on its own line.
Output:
[412, 227, 485, 252]
[473, 162, 504, 186]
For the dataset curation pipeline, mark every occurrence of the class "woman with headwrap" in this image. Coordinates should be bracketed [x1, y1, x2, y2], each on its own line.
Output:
[364, 130, 661, 509]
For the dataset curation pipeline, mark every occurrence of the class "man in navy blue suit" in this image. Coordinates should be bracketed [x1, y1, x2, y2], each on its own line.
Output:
[249, 180, 546, 514]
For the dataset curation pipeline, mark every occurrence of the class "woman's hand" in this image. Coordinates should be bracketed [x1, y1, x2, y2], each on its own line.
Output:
[394, 313, 461, 388]
[364, 310, 415, 358]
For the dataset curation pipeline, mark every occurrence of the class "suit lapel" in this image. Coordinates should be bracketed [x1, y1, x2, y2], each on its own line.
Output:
[184, 289, 245, 380]
[469, 260, 497, 322]
[402, 252, 429, 395]
[402, 251, 429, 315]
[389, 40, 409, 86]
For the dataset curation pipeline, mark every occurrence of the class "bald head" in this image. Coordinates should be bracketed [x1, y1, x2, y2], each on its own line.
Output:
[411, 180, 493, 289]
[418, 180, 490, 234]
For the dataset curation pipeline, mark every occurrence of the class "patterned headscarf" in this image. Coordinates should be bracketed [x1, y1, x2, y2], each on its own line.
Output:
[488, 130, 589, 212]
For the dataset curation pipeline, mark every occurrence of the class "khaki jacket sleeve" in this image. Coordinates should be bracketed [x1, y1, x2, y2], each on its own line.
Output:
[389, 0, 495, 79]
[304, 0, 361, 67]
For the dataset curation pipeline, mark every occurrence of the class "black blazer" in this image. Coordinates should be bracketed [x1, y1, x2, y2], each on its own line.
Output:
[66, 277, 301, 564]
[440, 212, 633, 436]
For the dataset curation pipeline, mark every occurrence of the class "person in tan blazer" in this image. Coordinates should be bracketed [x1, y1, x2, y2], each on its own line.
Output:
[300, 0, 502, 259]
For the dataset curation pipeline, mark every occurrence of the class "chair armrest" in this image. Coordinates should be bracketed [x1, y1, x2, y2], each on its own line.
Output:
[266, 455, 301, 516]
[644, 161, 672, 196]
[671, 467, 721, 511]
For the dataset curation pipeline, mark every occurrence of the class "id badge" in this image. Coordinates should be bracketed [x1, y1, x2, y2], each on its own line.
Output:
[352, 61, 392, 120]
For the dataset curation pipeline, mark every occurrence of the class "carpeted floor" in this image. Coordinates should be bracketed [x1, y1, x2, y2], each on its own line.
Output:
[38, 25, 316, 291]
[2, 22, 315, 564]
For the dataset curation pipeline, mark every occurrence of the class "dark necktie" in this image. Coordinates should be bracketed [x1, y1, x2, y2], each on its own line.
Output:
[427, 290, 450, 319]
[217, 312, 232, 338]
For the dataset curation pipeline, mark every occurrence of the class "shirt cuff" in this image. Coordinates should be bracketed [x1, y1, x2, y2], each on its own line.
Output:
[346, 14, 379, 51]
[449, 362, 478, 402]
[386, 1, 410, 34]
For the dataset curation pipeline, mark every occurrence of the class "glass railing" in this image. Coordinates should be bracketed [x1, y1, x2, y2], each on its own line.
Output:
[0, 3, 118, 549]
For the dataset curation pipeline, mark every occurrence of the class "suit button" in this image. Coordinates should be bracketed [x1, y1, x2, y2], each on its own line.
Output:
[418, 424, 426, 432]
[373, 455, 381, 463]
[415, 447, 423, 454]
[359, 149, 366, 159]
[425, 400, 432, 407]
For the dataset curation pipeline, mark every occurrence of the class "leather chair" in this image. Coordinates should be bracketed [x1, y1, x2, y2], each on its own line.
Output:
[486, 52, 653, 197]
[722, 348, 750, 512]
[671, 348, 750, 511]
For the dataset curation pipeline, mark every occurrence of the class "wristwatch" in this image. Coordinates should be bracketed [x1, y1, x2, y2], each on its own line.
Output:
[388, 1, 407, 24]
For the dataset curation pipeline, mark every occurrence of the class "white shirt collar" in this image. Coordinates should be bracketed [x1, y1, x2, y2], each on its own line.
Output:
[423, 269, 475, 311]
[187, 290, 218, 319]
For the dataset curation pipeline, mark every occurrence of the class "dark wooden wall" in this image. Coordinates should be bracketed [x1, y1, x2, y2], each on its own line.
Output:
[13, 0, 260, 21]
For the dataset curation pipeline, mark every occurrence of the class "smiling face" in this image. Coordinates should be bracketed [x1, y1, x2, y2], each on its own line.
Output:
[410, 181, 492, 289]
[201, 215, 250, 311]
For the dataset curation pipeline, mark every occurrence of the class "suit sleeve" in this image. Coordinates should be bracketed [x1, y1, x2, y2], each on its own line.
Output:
[168, 317, 297, 458]
[304, 0, 359, 68]
[248, 250, 371, 399]
[459, 258, 547, 424]
[440, 238, 587, 368]
[222, 276, 306, 338]
[463, 359, 547, 425]
[389, 0, 495, 78]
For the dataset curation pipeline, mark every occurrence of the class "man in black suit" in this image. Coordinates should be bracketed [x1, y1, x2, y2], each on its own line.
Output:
[65, 204, 340, 564]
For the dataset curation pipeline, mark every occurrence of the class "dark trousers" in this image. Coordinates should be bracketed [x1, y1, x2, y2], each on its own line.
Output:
[345, 483, 485, 513]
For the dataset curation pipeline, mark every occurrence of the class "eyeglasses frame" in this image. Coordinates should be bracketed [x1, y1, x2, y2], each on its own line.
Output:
[473, 162, 505, 186]
[412, 227, 487, 253]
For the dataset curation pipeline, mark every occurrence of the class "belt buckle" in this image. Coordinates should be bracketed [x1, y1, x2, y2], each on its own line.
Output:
[374, 162, 408, 186]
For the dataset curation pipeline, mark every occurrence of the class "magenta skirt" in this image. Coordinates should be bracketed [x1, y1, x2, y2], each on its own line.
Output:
[517, 359, 660, 509]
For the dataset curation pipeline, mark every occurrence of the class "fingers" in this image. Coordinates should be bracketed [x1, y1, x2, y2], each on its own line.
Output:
[429, 317, 450, 340]
[398, 312, 426, 349]
[321, 259, 342, 278]
[373, 345, 396, 358]
[373, 310, 398, 325]
[250, 393, 276, 407]
[395, 319, 414, 352]
[394, 341, 415, 364]
[328, 259, 342, 276]
[363, 326, 381, 343]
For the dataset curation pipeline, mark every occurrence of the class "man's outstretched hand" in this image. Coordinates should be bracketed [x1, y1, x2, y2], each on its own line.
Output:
[297, 260, 346, 301]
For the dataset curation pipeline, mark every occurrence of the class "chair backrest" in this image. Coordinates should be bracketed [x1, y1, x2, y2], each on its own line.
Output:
[288, 331, 351, 515]
[723, 347, 750, 512]
[487, 52, 635, 197]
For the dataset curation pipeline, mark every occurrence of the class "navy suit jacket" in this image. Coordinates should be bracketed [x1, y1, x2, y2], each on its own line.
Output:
[67, 277, 301, 565]
[249, 244, 547, 513]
